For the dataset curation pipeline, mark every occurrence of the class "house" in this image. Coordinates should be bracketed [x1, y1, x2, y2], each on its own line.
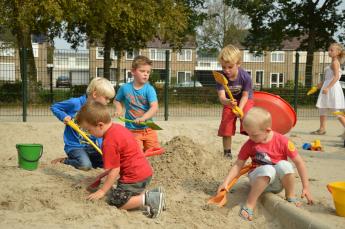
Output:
[195, 39, 332, 88]
[88, 38, 197, 85]
[53, 50, 89, 87]
[0, 41, 48, 85]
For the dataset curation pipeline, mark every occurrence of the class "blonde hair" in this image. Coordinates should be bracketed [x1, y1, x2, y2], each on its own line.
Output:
[76, 101, 111, 126]
[218, 44, 242, 65]
[330, 43, 345, 64]
[243, 107, 272, 131]
[86, 77, 115, 99]
[132, 55, 152, 69]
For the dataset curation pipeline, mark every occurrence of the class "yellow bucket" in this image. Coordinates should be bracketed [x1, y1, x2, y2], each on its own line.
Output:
[327, 181, 345, 217]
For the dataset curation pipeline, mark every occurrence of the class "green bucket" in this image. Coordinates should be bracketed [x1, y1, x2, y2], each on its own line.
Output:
[16, 144, 43, 171]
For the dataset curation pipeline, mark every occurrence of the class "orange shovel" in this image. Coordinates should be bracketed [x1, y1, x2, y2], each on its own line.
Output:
[208, 164, 253, 207]
[212, 71, 244, 118]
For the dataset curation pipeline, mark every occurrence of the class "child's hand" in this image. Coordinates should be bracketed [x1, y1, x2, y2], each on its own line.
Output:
[87, 189, 106, 200]
[63, 116, 72, 124]
[112, 111, 121, 118]
[322, 88, 329, 94]
[230, 100, 238, 108]
[134, 117, 146, 124]
[301, 188, 313, 205]
[217, 183, 227, 193]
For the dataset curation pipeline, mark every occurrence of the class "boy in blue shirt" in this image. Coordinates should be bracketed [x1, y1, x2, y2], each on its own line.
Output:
[114, 55, 160, 152]
[51, 77, 115, 170]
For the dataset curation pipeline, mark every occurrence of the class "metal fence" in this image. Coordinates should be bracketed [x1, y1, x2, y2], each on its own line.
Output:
[0, 47, 342, 121]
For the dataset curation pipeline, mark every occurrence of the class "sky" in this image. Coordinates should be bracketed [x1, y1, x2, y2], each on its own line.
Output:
[54, 1, 345, 50]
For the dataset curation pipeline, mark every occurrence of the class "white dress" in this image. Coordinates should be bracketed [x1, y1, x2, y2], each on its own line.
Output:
[316, 65, 345, 109]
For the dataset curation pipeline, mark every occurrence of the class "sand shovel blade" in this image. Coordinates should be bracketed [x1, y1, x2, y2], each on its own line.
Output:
[212, 71, 228, 85]
[208, 190, 227, 207]
[144, 121, 163, 130]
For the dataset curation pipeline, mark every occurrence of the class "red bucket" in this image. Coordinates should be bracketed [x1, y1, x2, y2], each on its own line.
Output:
[253, 91, 297, 134]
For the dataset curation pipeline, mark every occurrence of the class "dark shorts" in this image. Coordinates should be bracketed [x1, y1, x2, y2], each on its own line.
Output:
[108, 176, 152, 208]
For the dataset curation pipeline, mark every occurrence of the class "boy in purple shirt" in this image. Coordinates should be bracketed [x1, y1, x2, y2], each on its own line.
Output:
[216, 45, 254, 159]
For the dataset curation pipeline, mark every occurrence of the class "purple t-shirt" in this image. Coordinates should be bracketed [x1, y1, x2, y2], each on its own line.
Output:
[216, 67, 253, 101]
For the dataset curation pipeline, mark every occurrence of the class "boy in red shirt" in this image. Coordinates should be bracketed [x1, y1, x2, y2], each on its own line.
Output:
[217, 107, 313, 221]
[76, 101, 165, 218]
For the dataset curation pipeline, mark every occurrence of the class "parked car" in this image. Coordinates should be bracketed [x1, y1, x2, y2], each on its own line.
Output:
[56, 75, 71, 88]
[175, 81, 203, 88]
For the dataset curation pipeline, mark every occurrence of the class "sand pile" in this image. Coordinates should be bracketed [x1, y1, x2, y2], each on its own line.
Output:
[148, 136, 231, 193]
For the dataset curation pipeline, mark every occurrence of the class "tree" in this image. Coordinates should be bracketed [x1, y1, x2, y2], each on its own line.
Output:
[0, 0, 63, 101]
[63, 0, 206, 84]
[197, 0, 249, 57]
[226, 0, 345, 88]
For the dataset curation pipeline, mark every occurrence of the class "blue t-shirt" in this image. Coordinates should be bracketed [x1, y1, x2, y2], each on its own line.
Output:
[50, 95, 102, 153]
[216, 67, 253, 100]
[115, 82, 158, 130]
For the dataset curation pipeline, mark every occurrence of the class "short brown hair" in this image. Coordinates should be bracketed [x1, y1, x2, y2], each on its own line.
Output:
[132, 55, 152, 69]
[76, 101, 111, 126]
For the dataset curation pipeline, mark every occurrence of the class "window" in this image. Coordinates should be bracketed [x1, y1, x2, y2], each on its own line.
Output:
[75, 57, 89, 67]
[177, 71, 192, 83]
[96, 68, 117, 81]
[177, 49, 192, 61]
[270, 73, 284, 88]
[55, 57, 69, 67]
[292, 51, 307, 63]
[246, 70, 252, 78]
[243, 50, 264, 62]
[96, 47, 117, 59]
[149, 49, 171, 61]
[199, 62, 211, 67]
[271, 51, 285, 63]
[0, 48, 15, 57]
[126, 50, 140, 60]
[319, 51, 332, 63]
[0, 63, 15, 81]
[32, 43, 39, 58]
[126, 70, 133, 82]
[255, 70, 264, 85]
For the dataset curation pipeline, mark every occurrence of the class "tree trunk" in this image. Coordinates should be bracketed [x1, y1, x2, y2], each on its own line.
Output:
[305, 32, 316, 88]
[115, 50, 123, 91]
[103, 26, 113, 80]
[16, 26, 38, 103]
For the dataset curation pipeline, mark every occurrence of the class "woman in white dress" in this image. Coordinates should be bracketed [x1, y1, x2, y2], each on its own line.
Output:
[311, 43, 345, 135]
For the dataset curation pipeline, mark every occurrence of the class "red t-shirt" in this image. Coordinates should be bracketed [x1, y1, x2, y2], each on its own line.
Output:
[238, 132, 298, 165]
[102, 123, 153, 183]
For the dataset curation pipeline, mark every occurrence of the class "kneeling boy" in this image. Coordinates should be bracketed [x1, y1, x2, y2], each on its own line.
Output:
[76, 101, 165, 218]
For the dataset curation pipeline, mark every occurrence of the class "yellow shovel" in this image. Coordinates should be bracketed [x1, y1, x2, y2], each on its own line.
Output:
[67, 120, 103, 155]
[307, 86, 318, 95]
[333, 111, 345, 116]
[212, 71, 244, 118]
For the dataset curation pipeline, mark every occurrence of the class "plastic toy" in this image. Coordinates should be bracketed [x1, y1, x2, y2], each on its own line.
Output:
[302, 139, 322, 151]
[253, 91, 297, 135]
[307, 86, 318, 95]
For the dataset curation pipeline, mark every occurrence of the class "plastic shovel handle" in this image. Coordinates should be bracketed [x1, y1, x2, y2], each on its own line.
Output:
[67, 120, 102, 155]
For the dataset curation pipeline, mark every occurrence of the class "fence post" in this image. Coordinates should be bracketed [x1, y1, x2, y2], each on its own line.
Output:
[164, 50, 170, 121]
[293, 52, 299, 112]
[47, 64, 54, 103]
[20, 48, 28, 122]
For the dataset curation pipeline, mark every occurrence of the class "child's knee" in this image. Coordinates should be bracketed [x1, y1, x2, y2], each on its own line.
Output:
[76, 159, 93, 170]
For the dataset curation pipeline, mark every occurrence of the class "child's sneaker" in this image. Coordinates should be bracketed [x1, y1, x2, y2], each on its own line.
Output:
[150, 187, 166, 211]
[145, 189, 165, 218]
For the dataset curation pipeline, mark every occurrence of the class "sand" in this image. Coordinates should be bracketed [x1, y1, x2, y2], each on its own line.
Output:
[0, 118, 344, 228]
